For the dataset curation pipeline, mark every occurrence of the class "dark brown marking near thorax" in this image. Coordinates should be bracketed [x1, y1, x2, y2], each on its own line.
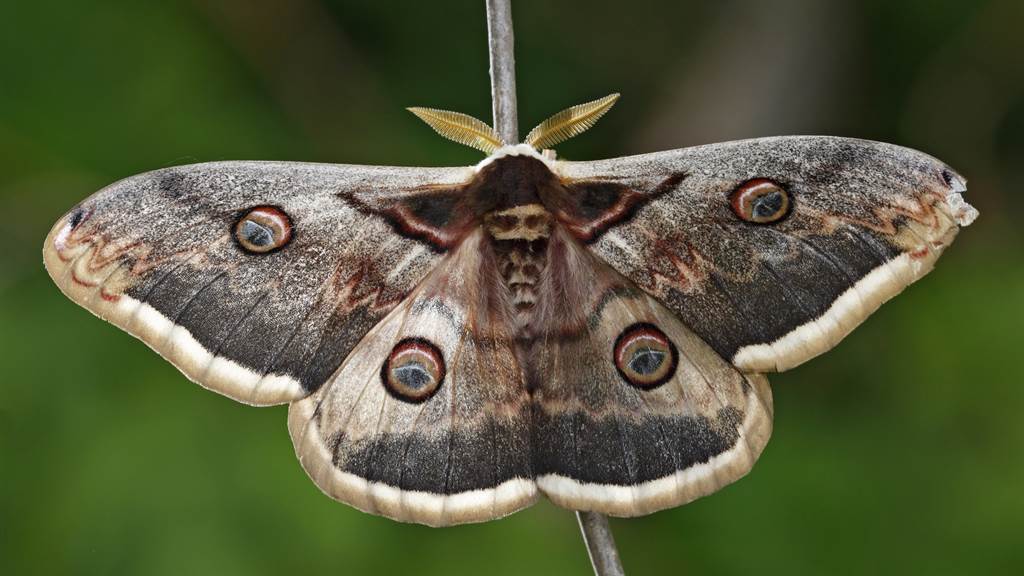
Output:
[338, 154, 689, 394]
[556, 172, 687, 242]
[346, 154, 686, 324]
[342, 153, 684, 251]
[486, 204, 552, 312]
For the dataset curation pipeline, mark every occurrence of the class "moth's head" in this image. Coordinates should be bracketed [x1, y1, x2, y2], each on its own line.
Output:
[472, 143, 551, 171]
[407, 93, 620, 162]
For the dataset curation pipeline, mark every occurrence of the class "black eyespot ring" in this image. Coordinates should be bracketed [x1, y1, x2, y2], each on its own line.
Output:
[730, 179, 791, 224]
[613, 323, 678, 390]
[381, 338, 446, 403]
[234, 206, 293, 254]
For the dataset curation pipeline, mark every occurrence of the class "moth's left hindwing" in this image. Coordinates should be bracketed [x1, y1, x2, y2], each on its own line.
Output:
[43, 161, 472, 405]
[288, 230, 537, 526]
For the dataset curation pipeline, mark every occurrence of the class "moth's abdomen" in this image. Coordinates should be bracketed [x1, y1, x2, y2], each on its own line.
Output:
[484, 203, 553, 317]
[494, 239, 547, 309]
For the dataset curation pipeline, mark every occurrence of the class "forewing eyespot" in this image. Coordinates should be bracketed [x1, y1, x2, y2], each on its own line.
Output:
[613, 323, 678, 390]
[381, 338, 446, 403]
[730, 178, 791, 224]
[234, 206, 293, 254]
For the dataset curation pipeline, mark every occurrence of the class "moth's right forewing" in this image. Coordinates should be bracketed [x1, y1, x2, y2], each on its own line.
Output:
[555, 136, 976, 373]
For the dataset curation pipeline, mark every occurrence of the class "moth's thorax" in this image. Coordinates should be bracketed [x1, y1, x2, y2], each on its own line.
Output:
[472, 153, 562, 210]
[484, 204, 552, 241]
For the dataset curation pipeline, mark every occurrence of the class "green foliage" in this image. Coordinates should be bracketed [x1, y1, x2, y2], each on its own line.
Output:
[1, 1, 1021, 574]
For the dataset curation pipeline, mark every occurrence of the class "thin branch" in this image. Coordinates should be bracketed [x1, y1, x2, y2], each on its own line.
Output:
[485, 0, 518, 143]
[484, 3, 624, 574]
[577, 511, 627, 576]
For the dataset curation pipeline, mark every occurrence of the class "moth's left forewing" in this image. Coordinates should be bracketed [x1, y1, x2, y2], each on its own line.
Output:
[554, 136, 977, 373]
[43, 161, 472, 406]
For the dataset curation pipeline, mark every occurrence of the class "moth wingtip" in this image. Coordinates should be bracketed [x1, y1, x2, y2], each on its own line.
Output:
[939, 168, 977, 226]
[946, 191, 979, 227]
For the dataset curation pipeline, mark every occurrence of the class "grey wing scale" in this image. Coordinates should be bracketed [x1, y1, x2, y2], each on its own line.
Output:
[555, 136, 977, 372]
[43, 161, 472, 405]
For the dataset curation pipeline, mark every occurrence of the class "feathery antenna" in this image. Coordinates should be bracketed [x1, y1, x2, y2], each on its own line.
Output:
[524, 93, 620, 150]
[407, 107, 505, 154]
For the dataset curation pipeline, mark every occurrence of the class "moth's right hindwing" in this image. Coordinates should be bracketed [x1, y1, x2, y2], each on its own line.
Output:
[43, 161, 472, 405]
[529, 229, 773, 517]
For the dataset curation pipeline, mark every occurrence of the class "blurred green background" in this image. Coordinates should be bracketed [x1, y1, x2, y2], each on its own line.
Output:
[2, 0, 1022, 574]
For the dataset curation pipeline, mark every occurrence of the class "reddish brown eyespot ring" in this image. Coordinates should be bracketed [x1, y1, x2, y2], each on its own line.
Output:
[730, 178, 791, 224]
[381, 338, 446, 403]
[613, 323, 678, 390]
[234, 206, 293, 253]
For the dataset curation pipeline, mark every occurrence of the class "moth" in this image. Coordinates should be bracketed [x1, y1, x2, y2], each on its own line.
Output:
[43, 94, 977, 526]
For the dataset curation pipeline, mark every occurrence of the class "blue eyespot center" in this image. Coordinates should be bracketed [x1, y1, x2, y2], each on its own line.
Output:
[628, 348, 666, 375]
[752, 190, 784, 219]
[241, 220, 274, 247]
[393, 363, 434, 390]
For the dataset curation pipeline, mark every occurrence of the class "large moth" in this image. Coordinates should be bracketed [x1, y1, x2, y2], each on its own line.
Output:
[43, 94, 977, 526]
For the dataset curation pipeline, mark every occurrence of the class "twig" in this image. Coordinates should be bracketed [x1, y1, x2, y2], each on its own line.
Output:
[577, 511, 627, 576]
[485, 0, 518, 143]
[484, 2, 625, 575]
